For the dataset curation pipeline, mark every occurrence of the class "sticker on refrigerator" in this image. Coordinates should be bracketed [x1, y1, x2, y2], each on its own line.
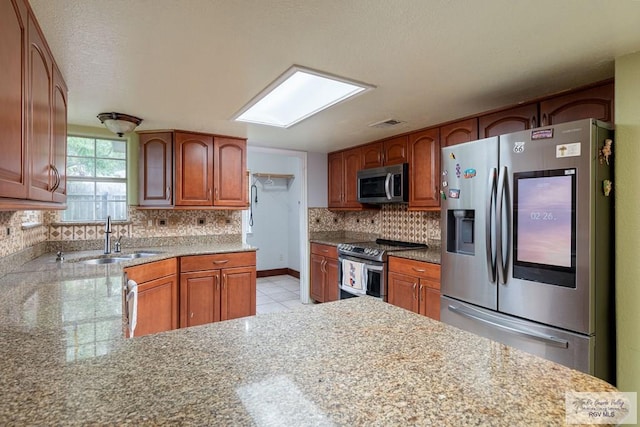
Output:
[599, 139, 613, 165]
[448, 189, 460, 199]
[556, 142, 581, 158]
[455, 164, 461, 178]
[531, 128, 553, 140]
[463, 168, 476, 179]
[442, 180, 448, 188]
[513, 141, 526, 153]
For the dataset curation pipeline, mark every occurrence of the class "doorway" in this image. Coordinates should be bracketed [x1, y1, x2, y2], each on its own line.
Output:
[243, 147, 310, 304]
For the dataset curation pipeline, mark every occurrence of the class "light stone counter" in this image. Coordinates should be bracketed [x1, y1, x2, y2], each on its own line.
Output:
[0, 248, 616, 425]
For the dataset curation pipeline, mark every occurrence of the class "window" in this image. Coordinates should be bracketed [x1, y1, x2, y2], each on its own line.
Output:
[63, 136, 127, 222]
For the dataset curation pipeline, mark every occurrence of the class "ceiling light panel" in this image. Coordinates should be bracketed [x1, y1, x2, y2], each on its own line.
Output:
[233, 65, 374, 128]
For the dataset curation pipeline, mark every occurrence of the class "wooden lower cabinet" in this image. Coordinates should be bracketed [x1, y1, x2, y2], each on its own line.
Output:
[179, 252, 256, 328]
[310, 243, 339, 303]
[124, 258, 179, 338]
[387, 256, 440, 320]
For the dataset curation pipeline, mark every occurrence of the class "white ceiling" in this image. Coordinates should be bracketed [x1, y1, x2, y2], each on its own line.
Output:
[29, 0, 640, 153]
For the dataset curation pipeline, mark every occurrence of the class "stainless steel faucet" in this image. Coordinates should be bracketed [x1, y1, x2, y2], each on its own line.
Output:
[104, 216, 112, 254]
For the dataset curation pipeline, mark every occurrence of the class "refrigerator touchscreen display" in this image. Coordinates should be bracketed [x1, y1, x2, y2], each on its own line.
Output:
[513, 169, 576, 288]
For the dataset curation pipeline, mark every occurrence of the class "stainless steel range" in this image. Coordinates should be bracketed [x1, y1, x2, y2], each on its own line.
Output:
[337, 239, 428, 300]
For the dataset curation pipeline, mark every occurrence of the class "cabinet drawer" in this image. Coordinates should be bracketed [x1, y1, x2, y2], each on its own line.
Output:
[310, 243, 338, 259]
[124, 258, 177, 284]
[180, 251, 256, 272]
[389, 257, 440, 283]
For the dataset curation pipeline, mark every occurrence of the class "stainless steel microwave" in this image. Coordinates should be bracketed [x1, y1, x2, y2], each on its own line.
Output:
[357, 163, 408, 204]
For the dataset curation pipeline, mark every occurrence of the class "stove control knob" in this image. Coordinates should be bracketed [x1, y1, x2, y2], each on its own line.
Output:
[372, 249, 379, 256]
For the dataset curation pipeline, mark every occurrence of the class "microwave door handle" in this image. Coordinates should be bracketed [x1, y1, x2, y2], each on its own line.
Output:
[385, 173, 392, 200]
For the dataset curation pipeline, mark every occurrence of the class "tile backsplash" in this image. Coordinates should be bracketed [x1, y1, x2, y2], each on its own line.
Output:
[1, 204, 438, 261]
[308, 205, 441, 244]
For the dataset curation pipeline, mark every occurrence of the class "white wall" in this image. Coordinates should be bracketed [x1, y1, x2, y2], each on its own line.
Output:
[246, 150, 303, 272]
[307, 151, 327, 208]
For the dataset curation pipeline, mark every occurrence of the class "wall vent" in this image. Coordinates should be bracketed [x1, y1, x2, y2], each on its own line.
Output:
[369, 118, 405, 128]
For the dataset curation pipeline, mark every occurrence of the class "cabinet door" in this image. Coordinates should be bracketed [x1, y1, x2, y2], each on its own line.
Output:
[387, 271, 419, 313]
[362, 142, 383, 169]
[383, 136, 408, 165]
[0, 0, 28, 199]
[135, 274, 179, 337]
[221, 266, 256, 320]
[440, 118, 478, 147]
[479, 103, 538, 138]
[408, 128, 440, 209]
[324, 257, 339, 302]
[139, 132, 173, 206]
[51, 64, 67, 203]
[180, 270, 220, 327]
[214, 136, 247, 207]
[539, 82, 614, 126]
[27, 15, 54, 202]
[423, 286, 441, 321]
[310, 253, 325, 302]
[327, 152, 344, 208]
[342, 147, 363, 207]
[175, 132, 214, 206]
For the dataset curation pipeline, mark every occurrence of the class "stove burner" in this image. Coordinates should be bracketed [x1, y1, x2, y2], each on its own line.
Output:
[337, 239, 428, 262]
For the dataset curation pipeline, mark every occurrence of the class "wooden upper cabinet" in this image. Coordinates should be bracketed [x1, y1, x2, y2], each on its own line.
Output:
[361, 136, 408, 169]
[139, 132, 173, 207]
[362, 142, 383, 169]
[327, 151, 344, 207]
[408, 128, 440, 209]
[27, 14, 55, 202]
[0, 0, 28, 199]
[539, 82, 614, 126]
[479, 103, 539, 138]
[175, 132, 214, 206]
[214, 137, 247, 207]
[383, 136, 408, 165]
[440, 118, 478, 147]
[343, 147, 363, 207]
[51, 64, 67, 203]
[328, 147, 366, 209]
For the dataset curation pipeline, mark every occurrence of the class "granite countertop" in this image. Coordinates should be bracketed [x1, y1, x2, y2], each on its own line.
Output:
[0, 247, 617, 425]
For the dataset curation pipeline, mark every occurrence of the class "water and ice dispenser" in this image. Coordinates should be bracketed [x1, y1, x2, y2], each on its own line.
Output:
[447, 210, 475, 255]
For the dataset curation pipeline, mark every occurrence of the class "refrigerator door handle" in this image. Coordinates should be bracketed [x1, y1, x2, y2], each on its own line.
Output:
[486, 168, 497, 283]
[447, 304, 569, 348]
[496, 166, 508, 284]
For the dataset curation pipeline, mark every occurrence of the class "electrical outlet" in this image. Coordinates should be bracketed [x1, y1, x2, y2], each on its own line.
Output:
[157, 218, 167, 227]
[6, 227, 10, 236]
[197, 218, 206, 226]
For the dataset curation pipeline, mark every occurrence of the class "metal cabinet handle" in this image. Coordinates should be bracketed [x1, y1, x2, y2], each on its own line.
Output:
[412, 267, 426, 273]
[419, 284, 424, 301]
[213, 260, 229, 265]
[50, 164, 60, 192]
[166, 186, 171, 200]
[215, 275, 219, 290]
[208, 188, 212, 200]
[215, 188, 218, 200]
[541, 113, 548, 127]
[321, 249, 329, 253]
[530, 115, 537, 129]
[413, 283, 417, 299]
[222, 274, 226, 290]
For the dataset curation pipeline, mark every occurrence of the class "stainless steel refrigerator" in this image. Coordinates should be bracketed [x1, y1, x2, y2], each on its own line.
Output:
[440, 119, 615, 383]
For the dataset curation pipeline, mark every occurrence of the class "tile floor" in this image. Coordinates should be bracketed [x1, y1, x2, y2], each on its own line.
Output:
[256, 275, 305, 315]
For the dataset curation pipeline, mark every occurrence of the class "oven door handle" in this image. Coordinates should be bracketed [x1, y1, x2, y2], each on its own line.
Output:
[384, 173, 392, 200]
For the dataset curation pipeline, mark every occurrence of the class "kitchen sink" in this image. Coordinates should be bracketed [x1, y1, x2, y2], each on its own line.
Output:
[83, 257, 129, 265]
[81, 251, 163, 265]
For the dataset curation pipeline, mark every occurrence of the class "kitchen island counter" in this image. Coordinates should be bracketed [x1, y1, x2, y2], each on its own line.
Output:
[0, 250, 616, 426]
